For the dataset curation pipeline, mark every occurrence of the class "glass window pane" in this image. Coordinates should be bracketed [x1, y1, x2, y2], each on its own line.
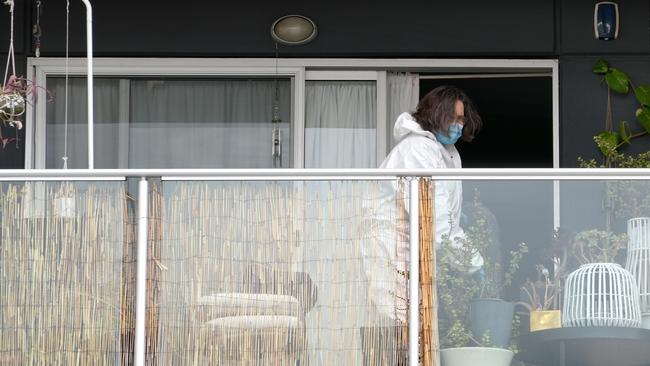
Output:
[45, 77, 292, 169]
[129, 78, 291, 168]
[305, 80, 377, 168]
[46, 77, 120, 169]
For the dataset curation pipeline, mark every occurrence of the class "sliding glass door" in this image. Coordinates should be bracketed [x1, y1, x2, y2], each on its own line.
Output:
[45, 77, 293, 169]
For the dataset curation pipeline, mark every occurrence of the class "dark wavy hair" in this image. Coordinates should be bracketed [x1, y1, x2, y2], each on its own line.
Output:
[411, 85, 481, 142]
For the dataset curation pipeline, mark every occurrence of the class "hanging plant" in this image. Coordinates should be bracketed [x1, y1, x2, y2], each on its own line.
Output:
[0, 75, 27, 130]
[0, 0, 22, 135]
[0, 75, 53, 127]
[0, 0, 52, 149]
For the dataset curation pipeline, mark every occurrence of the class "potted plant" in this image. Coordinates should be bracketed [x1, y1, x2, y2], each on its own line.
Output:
[521, 265, 562, 332]
[438, 233, 516, 366]
[438, 196, 527, 366]
[0, 75, 25, 150]
[462, 197, 528, 349]
[0, 75, 53, 150]
[520, 229, 573, 332]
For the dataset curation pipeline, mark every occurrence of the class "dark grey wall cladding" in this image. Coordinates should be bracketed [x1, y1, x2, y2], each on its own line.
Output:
[561, 0, 650, 54]
[0, 0, 25, 54]
[35, 0, 555, 56]
[560, 56, 650, 167]
[0, 0, 650, 168]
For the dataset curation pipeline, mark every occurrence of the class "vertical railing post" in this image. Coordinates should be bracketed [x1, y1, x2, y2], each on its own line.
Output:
[135, 178, 149, 366]
[79, 0, 94, 169]
[408, 178, 420, 366]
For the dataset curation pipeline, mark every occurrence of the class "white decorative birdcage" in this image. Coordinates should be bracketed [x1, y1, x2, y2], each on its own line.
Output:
[626, 217, 650, 327]
[562, 263, 641, 328]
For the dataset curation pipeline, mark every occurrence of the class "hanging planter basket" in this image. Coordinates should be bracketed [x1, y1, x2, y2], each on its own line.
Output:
[0, 92, 25, 120]
[562, 263, 641, 327]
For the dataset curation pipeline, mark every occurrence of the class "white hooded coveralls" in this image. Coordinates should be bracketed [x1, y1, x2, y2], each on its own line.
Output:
[364, 112, 483, 323]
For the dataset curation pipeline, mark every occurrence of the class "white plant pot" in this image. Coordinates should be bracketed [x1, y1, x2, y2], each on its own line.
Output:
[440, 347, 514, 366]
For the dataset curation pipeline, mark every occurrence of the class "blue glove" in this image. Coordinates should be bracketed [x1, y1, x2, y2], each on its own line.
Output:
[473, 268, 486, 285]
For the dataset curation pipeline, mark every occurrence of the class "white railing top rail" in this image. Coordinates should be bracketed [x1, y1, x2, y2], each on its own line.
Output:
[0, 168, 649, 180]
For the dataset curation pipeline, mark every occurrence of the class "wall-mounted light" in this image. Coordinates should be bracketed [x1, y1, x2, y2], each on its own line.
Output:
[594, 1, 619, 41]
[271, 15, 317, 46]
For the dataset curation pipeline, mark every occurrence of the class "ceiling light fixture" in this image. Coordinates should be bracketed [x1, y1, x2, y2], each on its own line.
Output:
[271, 15, 317, 46]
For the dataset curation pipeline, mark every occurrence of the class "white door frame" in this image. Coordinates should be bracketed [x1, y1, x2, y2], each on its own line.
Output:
[25, 58, 307, 169]
[26, 57, 559, 171]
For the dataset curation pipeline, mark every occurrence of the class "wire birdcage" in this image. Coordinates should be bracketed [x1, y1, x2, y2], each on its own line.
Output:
[626, 218, 650, 327]
[563, 263, 641, 328]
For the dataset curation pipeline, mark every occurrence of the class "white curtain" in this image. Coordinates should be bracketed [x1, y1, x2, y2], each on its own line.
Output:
[387, 72, 419, 149]
[45, 78, 291, 169]
[46, 78, 120, 169]
[128, 79, 291, 168]
[305, 81, 377, 168]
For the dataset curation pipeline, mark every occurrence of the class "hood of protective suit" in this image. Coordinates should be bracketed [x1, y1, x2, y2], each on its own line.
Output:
[392, 112, 435, 143]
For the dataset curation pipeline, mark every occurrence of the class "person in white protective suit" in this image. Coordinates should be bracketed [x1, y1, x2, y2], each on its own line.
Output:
[363, 85, 484, 326]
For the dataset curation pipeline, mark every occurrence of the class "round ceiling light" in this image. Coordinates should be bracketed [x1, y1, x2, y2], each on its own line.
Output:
[271, 15, 317, 46]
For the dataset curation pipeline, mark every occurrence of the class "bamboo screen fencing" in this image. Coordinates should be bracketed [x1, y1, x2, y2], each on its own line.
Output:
[0, 181, 133, 365]
[152, 180, 412, 365]
[0, 178, 439, 365]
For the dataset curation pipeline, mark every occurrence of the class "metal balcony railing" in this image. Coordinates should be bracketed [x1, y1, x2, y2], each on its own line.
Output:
[1, 168, 649, 366]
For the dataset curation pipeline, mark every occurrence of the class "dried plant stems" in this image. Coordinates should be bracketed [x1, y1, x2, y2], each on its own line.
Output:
[1, 182, 126, 365]
[1, 179, 411, 364]
[160, 180, 407, 364]
[418, 178, 439, 366]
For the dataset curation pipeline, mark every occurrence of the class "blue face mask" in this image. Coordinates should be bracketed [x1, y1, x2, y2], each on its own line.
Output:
[434, 123, 463, 145]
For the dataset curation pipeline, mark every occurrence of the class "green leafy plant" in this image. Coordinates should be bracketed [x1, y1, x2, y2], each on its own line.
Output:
[578, 59, 650, 233]
[584, 59, 650, 167]
[579, 151, 650, 223]
[480, 241, 528, 300]
[437, 193, 528, 350]
[463, 193, 529, 299]
[438, 231, 480, 349]
[603, 181, 650, 220]
[571, 229, 627, 265]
